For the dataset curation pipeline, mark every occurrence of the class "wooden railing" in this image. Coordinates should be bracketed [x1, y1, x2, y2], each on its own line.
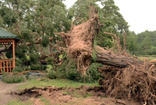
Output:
[0, 59, 13, 74]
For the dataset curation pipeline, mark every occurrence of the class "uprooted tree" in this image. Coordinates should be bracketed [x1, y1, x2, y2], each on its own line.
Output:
[56, 7, 156, 105]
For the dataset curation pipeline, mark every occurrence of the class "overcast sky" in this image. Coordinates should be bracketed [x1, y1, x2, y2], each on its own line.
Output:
[63, 0, 156, 34]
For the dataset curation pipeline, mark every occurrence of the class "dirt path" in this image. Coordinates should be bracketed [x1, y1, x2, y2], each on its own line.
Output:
[0, 81, 26, 105]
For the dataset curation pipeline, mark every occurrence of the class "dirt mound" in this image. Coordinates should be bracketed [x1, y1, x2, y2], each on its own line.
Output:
[12, 86, 139, 105]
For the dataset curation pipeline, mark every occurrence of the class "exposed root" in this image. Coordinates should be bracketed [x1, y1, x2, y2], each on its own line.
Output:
[99, 63, 156, 104]
[56, 7, 100, 75]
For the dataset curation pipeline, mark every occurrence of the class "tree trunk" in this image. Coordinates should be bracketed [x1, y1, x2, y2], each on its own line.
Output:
[95, 46, 143, 68]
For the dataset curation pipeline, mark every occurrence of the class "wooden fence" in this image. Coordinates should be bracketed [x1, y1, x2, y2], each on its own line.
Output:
[0, 59, 13, 74]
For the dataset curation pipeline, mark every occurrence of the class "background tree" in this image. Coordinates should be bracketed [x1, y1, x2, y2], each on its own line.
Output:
[0, 0, 71, 71]
[68, 0, 129, 48]
[126, 31, 139, 55]
[137, 30, 156, 55]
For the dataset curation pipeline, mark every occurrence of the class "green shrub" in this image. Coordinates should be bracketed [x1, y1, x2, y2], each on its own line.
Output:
[15, 58, 28, 72]
[64, 62, 102, 83]
[47, 70, 56, 79]
[46, 57, 102, 83]
[46, 57, 54, 65]
[55, 59, 102, 83]
[46, 65, 52, 70]
[13, 66, 23, 72]
[56, 59, 79, 80]
[87, 63, 103, 81]
[15, 45, 28, 60]
[2, 72, 26, 83]
[30, 53, 39, 64]
[47, 70, 61, 79]
[65, 68, 81, 80]
[42, 36, 49, 47]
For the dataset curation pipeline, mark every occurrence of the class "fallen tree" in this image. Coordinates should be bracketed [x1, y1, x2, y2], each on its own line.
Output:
[56, 7, 156, 105]
[56, 7, 144, 73]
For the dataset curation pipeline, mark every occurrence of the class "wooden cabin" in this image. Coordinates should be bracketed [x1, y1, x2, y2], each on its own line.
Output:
[0, 29, 19, 74]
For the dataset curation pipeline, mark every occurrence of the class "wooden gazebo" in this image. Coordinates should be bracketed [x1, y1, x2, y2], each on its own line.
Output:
[0, 29, 19, 74]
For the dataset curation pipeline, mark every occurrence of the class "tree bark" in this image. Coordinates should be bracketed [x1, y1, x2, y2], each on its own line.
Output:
[95, 46, 143, 68]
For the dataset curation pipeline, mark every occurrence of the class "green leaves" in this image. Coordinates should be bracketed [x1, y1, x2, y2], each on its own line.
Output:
[100, 0, 128, 34]
[42, 36, 49, 47]
[0, 0, 72, 69]
[21, 29, 33, 41]
[137, 30, 156, 55]
[0, 7, 17, 27]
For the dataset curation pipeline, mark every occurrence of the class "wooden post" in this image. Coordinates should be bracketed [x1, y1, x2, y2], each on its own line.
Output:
[13, 40, 15, 69]
[6, 61, 8, 72]
[9, 60, 11, 72]
[3, 61, 5, 72]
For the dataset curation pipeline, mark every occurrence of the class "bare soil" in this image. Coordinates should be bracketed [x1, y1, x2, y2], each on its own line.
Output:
[0, 81, 26, 105]
[13, 86, 139, 105]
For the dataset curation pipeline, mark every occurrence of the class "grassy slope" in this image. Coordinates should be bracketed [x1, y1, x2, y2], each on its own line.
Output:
[18, 79, 99, 90]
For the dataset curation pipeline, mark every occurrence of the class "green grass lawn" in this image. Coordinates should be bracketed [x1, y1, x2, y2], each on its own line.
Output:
[18, 79, 99, 90]
[138, 56, 156, 61]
